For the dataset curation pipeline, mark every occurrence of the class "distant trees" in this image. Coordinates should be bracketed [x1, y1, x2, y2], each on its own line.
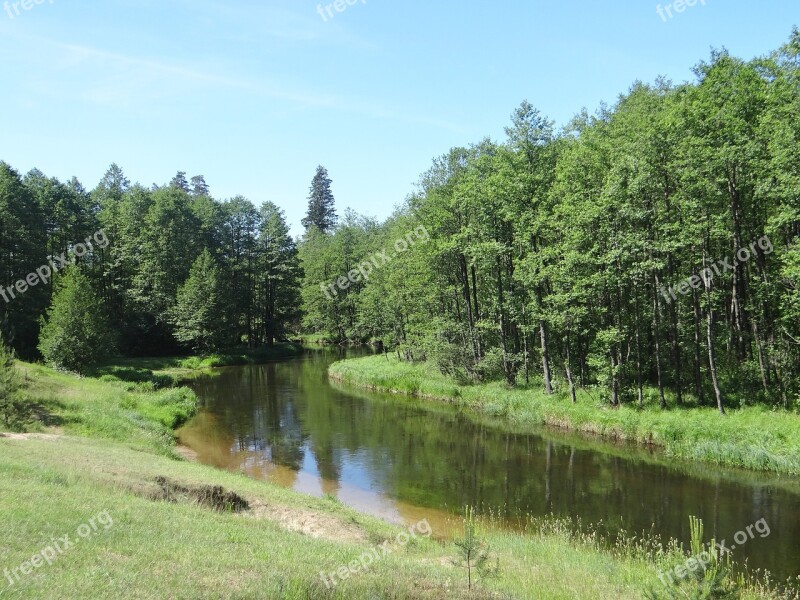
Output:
[0, 160, 302, 366]
[169, 171, 190, 192]
[0, 162, 48, 356]
[4, 30, 800, 412]
[299, 210, 380, 342]
[190, 175, 210, 198]
[301, 166, 337, 233]
[297, 32, 800, 412]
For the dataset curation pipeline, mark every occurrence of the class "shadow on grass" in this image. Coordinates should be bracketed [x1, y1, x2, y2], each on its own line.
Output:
[28, 397, 80, 428]
[89, 366, 178, 390]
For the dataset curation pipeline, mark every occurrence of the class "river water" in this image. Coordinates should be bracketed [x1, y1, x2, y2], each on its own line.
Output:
[177, 348, 800, 585]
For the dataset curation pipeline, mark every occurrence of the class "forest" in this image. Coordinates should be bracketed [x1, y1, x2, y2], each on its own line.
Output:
[0, 165, 301, 371]
[2, 31, 800, 413]
[300, 32, 800, 413]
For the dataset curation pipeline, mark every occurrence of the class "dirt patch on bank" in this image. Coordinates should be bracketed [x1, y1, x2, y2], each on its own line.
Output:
[144, 478, 367, 543]
[247, 500, 368, 544]
[0, 432, 63, 441]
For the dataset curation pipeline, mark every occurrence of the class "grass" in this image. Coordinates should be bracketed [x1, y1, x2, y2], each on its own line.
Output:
[328, 355, 800, 475]
[11, 361, 198, 456]
[0, 435, 790, 599]
[0, 358, 794, 598]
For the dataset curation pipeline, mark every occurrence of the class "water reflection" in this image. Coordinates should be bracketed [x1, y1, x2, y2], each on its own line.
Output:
[177, 349, 800, 583]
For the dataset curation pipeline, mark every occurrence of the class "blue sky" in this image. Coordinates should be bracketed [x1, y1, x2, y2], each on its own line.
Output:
[0, 0, 797, 233]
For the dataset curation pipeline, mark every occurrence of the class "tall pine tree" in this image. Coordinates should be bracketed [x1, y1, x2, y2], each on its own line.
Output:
[301, 166, 337, 233]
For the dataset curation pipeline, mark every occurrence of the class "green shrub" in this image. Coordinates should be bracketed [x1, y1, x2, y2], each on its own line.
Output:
[138, 387, 198, 429]
[0, 337, 28, 431]
[38, 268, 116, 374]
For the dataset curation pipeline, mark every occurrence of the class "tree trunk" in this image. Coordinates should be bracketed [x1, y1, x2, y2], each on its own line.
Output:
[540, 318, 552, 394]
[752, 318, 769, 395]
[634, 292, 644, 408]
[609, 351, 619, 407]
[522, 303, 530, 386]
[666, 255, 683, 405]
[704, 252, 725, 414]
[653, 272, 667, 409]
[692, 285, 704, 405]
[565, 331, 577, 403]
[496, 258, 515, 386]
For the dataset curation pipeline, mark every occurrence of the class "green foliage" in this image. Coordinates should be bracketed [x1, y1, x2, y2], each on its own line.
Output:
[302, 33, 800, 414]
[38, 268, 116, 374]
[451, 506, 500, 591]
[301, 165, 337, 233]
[130, 186, 200, 325]
[299, 210, 383, 342]
[0, 162, 48, 357]
[0, 160, 304, 359]
[646, 517, 740, 600]
[0, 334, 28, 430]
[2, 33, 800, 426]
[169, 250, 225, 353]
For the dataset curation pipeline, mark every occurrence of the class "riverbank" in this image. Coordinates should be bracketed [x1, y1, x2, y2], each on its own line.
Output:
[328, 355, 800, 476]
[91, 343, 305, 384]
[0, 359, 791, 598]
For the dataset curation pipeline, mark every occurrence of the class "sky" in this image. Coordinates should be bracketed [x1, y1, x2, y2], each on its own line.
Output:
[0, 0, 797, 234]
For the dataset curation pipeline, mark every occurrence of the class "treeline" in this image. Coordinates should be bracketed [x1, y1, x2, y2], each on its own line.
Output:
[0, 164, 301, 364]
[300, 31, 800, 411]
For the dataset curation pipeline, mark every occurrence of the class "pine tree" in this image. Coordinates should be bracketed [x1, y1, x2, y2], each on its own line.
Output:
[190, 175, 210, 197]
[170, 171, 190, 192]
[451, 506, 500, 591]
[130, 187, 199, 326]
[94, 163, 130, 205]
[169, 250, 224, 353]
[301, 166, 337, 233]
[258, 202, 301, 345]
[38, 268, 116, 374]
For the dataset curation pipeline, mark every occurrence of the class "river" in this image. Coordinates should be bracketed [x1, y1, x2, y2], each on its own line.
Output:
[177, 347, 800, 585]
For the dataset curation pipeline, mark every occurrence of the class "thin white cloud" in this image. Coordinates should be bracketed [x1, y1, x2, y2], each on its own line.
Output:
[53, 41, 338, 108]
[2, 27, 466, 133]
